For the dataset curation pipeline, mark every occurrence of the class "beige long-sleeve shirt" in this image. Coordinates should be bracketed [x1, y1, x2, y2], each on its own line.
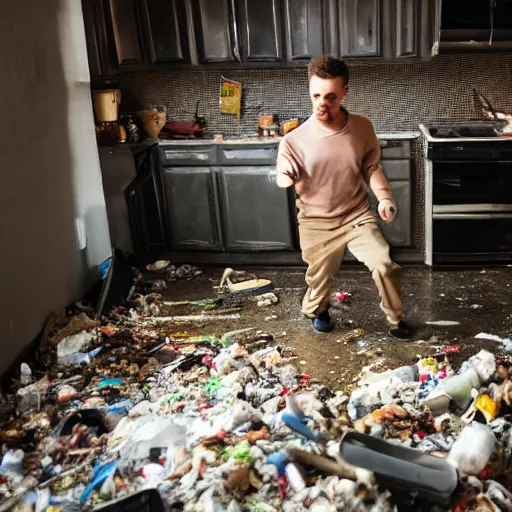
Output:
[277, 111, 382, 223]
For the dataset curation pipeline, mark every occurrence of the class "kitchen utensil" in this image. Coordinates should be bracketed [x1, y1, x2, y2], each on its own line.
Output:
[93, 89, 121, 122]
[138, 109, 166, 139]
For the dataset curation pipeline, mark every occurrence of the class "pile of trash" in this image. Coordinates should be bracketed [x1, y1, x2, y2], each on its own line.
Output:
[0, 262, 511, 511]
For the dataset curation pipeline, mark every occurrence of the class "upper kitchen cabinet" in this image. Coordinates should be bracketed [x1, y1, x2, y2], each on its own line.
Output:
[104, 0, 148, 71]
[82, 0, 108, 79]
[338, 0, 390, 58]
[238, 0, 284, 62]
[284, 0, 335, 62]
[337, 0, 432, 60]
[191, 0, 240, 63]
[140, 0, 191, 65]
[393, 0, 432, 59]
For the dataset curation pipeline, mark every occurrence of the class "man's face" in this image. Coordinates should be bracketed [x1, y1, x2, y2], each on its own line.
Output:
[309, 75, 348, 123]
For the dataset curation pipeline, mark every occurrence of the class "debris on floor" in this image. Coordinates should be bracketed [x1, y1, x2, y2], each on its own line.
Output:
[1, 262, 512, 511]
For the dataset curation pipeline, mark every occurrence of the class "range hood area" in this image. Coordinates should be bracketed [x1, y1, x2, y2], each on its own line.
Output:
[433, 0, 512, 54]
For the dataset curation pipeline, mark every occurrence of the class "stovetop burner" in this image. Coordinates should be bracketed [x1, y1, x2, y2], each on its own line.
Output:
[427, 122, 505, 139]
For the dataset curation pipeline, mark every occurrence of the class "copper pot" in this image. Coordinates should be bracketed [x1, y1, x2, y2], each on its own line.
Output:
[93, 89, 121, 122]
[138, 109, 166, 138]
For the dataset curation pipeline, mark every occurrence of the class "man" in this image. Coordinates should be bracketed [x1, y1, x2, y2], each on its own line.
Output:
[275, 56, 409, 339]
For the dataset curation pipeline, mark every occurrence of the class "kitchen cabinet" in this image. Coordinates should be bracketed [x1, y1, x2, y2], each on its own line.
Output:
[82, 0, 108, 79]
[238, 0, 283, 62]
[338, 0, 390, 58]
[162, 167, 223, 251]
[218, 166, 294, 251]
[393, 0, 432, 59]
[104, 0, 148, 71]
[141, 0, 191, 65]
[284, 0, 333, 61]
[191, 0, 239, 63]
[381, 180, 412, 246]
[368, 150, 412, 247]
[125, 145, 170, 260]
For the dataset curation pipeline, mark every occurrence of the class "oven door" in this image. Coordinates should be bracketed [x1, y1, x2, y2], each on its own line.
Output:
[432, 161, 512, 206]
[433, 213, 512, 264]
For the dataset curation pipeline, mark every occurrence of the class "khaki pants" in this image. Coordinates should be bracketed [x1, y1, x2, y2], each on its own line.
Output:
[299, 216, 403, 326]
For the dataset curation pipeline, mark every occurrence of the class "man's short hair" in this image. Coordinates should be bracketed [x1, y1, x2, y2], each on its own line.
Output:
[308, 56, 349, 86]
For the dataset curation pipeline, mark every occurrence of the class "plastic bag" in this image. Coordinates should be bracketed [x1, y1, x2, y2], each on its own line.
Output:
[447, 422, 496, 475]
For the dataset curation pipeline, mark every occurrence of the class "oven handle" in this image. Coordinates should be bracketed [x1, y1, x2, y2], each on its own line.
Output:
[433, 204, 512, 213]
[433, 213, 512, 220]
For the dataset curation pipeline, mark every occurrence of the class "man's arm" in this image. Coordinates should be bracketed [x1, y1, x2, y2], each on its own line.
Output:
[363, 122, 397, 223]
[275, 138, 300, 188]
[369, 168, 397, 223]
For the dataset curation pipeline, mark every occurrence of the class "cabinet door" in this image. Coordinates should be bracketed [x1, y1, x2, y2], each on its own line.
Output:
[339, 0, 386, 57]
[239, 0, 283, 62]
[218, 166, 294, 251]
[141, 0, 191, 65]
[379, 180, 412, 247]
[191, 0, 239, 63]
[394, 0, 431, 58]
[163, 167, 222, 251]
[284, 0, 328, 61]
[104, 0, 147, 71]
[82, 0, 108, 78]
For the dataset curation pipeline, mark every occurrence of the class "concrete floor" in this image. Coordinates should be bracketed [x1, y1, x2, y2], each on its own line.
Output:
[162, 265, 512, 390]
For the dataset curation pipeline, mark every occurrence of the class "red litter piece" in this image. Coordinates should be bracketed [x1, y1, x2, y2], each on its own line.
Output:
[172, 401, 186, 413]
[333, 291, 352, 302]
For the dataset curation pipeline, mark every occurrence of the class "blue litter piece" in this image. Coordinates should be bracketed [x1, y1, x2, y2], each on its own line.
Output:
[89, 347, 103, 358]
[97, 378, 123, 389]
[282, 413, 319, 442]
[107, 399, 133, 415]
[267, 451, 289, 476]
[99, 258, 112, 280]
[80, 460, 118, 505]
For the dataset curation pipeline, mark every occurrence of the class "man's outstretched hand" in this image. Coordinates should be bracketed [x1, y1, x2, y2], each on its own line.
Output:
[378, 198, 397, 223]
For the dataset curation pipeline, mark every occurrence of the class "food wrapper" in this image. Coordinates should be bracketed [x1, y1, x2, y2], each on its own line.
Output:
[220, 76, 242, 120]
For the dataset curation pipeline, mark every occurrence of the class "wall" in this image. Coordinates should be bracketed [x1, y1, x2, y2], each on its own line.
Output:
[117, 54, 512, 135]
[0, 0, 111, 376]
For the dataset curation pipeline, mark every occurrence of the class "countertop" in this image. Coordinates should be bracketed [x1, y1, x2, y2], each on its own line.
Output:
[103, 131, 421, 152]
[158, 131, 420, 146]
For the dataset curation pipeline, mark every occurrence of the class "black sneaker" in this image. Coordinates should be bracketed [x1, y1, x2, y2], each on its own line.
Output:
[389, 320, 410, 340]
[312, 311, 333, 333]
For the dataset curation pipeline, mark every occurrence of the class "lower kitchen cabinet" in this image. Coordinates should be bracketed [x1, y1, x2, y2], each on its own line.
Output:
[380, 180, 412, 246]
[369, 157, 412, 247]
[217, 166, 294, 251]
[162, 167, 222, 251]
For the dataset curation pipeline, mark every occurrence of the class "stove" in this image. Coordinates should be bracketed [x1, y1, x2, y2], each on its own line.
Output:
[423, 122, 506, 140]
[420, 122, 512, 161]
[420, 122, 512, 266]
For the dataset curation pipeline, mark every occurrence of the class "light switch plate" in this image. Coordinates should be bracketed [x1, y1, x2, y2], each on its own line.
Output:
[75, 218, 87, 250]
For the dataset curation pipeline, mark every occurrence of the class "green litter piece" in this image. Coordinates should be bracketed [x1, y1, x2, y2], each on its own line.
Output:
[203, 378, 222, 396]
[160, 392, 181, 407]
[247, 499, 277, 512]
[224, 441, 253, 463]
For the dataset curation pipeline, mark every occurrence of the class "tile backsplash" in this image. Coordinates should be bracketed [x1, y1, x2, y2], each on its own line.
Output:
[117, 53, 512, 135]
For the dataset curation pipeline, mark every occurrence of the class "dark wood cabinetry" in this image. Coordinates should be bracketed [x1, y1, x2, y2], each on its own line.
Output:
[104, 0, 147, 71]
[339, 0, 388, 58]
[238, 0, 283, 62]
[141, 0, 191, 65]
[81, 0, 434, 76]
[191, 0, 239, 63]
[284, 0, 333, 61]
